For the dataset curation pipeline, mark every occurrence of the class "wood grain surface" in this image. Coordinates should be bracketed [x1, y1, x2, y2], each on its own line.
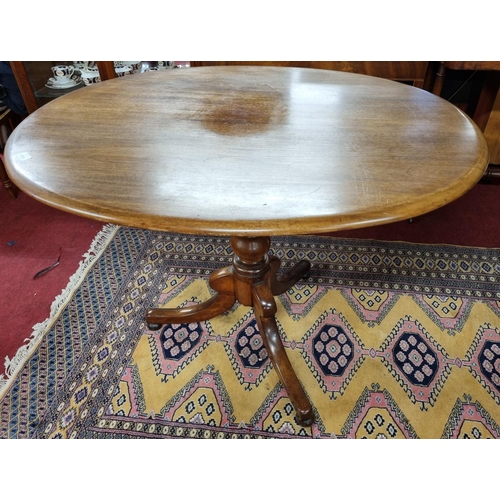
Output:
[4, 66, 489, 236]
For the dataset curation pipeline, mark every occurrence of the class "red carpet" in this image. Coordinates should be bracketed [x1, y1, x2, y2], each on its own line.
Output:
[1, 180, 500, 380]
[0, 187, 103, 374]
[331, 182, 500, 247]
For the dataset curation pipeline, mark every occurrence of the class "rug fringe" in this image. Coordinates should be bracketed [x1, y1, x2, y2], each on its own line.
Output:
[0, 223, 119, 398]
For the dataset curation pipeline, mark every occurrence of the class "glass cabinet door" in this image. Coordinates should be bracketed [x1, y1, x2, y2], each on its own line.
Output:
[10, 61, 186, 114]
[10, 61, 115, 113]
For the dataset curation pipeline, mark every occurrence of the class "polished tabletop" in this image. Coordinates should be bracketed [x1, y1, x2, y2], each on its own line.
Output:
[5, 66, 489, 236]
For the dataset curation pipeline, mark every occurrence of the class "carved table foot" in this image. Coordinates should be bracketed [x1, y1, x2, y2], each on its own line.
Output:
[146, 236, 314, 426]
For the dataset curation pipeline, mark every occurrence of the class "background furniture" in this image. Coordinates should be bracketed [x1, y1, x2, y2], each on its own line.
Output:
[0, 108, 23, 198]
[0, 151, 17, 198]
[426, 61, 500, 170]
[9, 62, 116, 114]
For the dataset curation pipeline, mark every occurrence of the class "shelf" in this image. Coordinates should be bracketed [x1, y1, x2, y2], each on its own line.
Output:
[34, 82, 86, 99]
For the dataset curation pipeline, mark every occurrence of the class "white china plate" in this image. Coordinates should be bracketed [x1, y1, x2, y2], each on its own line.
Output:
[45, 77, 82, 89]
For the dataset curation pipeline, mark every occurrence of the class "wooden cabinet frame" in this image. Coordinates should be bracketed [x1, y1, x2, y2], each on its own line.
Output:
[10, 61, 116, 114]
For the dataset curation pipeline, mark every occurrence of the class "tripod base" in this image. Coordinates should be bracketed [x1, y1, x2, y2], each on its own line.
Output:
[146, 236, 314, 427]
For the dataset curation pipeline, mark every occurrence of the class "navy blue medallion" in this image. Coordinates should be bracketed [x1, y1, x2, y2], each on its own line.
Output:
[392, 332, 439, 387]
[235, 323, 268, 369]
[160, 323, 203, 360]
[312, 324, 354, 377]
[478, 340, 500, 390]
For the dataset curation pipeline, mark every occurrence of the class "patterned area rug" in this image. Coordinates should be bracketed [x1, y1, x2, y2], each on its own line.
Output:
[1, 226, 500, 439]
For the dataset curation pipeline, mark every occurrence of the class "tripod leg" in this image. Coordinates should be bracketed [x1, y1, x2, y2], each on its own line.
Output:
[252, 282, 314, 426]
[269, 256, 311, 296]
[146, 266, 236, 330]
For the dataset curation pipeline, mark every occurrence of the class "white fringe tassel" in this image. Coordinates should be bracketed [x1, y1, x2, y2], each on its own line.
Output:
[0, 223, 119, 399]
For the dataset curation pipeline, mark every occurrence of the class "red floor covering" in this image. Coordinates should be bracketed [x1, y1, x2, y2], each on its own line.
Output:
[330, 181, 500, 247]
[1, 181, 500, 378]
[0, 187, 103, 373]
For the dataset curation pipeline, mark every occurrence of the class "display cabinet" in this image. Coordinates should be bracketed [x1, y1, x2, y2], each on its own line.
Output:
[10, 61, 116, 114]
[9, 62, 181, 114]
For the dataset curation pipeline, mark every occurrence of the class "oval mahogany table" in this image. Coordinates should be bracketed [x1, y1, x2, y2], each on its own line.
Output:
[4, 66, 489, 426]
